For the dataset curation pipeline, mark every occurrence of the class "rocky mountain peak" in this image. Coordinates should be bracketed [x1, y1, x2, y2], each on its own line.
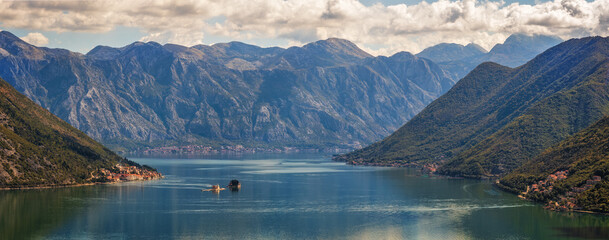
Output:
[87, 45, 122, 60]
[465, 43, 487, 53]
[303, 38, 372, 59]
[389, 51, 417, 61]
[0, 31, 46, 60]
[0, 31, 23, 44]
[162, 43, 205, 60]
[214, 41, 264, 52]
[277, 38, 372, 69]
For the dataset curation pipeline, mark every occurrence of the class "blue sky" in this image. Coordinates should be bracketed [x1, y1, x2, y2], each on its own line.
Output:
[2, 0, 606, 55]
[5, 26, 144, 54]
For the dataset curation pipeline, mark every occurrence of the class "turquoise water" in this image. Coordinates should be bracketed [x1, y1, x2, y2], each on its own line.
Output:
[2, 153, 609, 239]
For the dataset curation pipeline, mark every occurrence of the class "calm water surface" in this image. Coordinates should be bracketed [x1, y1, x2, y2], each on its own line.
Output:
[2, 153, 609, 239]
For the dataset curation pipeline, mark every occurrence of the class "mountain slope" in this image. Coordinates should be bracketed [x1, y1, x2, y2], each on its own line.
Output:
[440, 36, 609, 177]
[337, 36, 609, 178]
[0, 31, 454, 150]
[500, 116, 609, 213]
[417, 34, 563, 79]
[0, 77, 158, 188]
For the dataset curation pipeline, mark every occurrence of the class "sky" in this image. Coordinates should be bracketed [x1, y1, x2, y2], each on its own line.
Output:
[1, 0, 607, 56]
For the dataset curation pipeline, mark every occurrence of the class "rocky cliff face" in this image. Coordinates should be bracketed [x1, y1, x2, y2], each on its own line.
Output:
[0, 31, 454, 150]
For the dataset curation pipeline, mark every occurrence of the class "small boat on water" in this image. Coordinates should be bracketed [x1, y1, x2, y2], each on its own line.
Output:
[202, 184, 225, 192]
[202, 180, 241, 193]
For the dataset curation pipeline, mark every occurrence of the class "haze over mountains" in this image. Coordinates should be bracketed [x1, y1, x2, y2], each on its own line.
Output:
[417, 34, 563, 79]
[338, 36, 609, 180]
[0, 31, 562, 151]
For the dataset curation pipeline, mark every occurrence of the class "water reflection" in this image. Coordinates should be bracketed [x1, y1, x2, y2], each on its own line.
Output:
[554, 227, 609, 239]
[0, 187, 99, 239]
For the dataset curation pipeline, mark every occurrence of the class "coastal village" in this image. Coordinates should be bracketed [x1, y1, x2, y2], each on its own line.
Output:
[95, 164, 163, 183]
[520, 170, 603, 212]
[140, 144, 362, 155]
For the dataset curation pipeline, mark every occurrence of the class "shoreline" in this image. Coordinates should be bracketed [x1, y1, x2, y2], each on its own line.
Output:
[573, 210, 609, 215]
[336, 159, 609, 215]
[0, 177, 164, 191]
[339, 159, 467, 179]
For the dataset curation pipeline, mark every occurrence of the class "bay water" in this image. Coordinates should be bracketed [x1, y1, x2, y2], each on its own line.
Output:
[2, 153, 608, 239]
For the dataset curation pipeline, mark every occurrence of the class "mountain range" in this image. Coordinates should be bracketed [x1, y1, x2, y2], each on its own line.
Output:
[0, 31, 562, 151]
[0, 31, 456, 150]
[337, 36, 609, 179]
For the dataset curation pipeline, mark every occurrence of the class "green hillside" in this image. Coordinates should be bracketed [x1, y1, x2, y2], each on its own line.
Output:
[336, 36, 609, 178]
[500, 116, 609, 212]
[0, 77, 156, 188]
[440, 37, 609, 177]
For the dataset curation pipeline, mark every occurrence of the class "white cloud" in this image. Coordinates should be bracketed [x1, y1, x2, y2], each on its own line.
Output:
[1, 0, 609, 55]
[21, 32, 49, 46]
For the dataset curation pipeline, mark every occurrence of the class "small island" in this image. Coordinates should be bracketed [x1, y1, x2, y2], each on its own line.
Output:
[227, 179, 241, 191]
